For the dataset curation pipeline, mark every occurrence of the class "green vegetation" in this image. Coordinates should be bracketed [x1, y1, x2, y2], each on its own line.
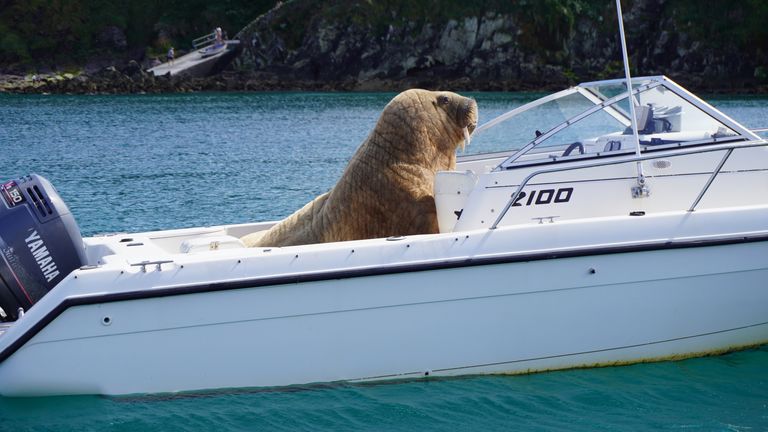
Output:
[0, 0, 276, 70]
[2, 0, 767, 76]
[672, 0, 768, 50]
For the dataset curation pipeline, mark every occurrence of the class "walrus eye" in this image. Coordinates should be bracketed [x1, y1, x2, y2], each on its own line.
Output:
[437, 95, 450, 105]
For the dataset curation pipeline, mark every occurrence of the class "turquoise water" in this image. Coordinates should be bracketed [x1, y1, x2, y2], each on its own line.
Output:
[1, 351, 767, 431]
[1, 91, 768, 430]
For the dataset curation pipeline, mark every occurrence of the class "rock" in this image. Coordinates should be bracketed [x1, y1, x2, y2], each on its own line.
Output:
[755, 66, 768, 82]
[435, 18, 478, 65]
[99, 26, 128, 51]
[123, 60, 142, 77]
[228, 1, 768, 92]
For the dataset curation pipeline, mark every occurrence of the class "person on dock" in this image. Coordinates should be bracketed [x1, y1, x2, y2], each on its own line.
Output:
[215, 27, 224, 47]
[167, 47, 175, 66]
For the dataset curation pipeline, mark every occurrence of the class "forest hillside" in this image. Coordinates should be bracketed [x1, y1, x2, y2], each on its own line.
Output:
[2, 0, 767, 92]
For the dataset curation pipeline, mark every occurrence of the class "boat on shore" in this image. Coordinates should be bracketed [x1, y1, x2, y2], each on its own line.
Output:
[0, 74, 767, 397]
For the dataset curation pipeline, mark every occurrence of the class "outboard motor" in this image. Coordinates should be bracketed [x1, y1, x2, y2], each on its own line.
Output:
[0, 174, 86, 322]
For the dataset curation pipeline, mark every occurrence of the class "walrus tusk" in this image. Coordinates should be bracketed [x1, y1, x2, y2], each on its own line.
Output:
[462, 126, 471, 151]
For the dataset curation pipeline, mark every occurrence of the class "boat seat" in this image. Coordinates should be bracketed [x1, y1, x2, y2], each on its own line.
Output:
[434, 170, 478, 233]
[180, 235, 245, 253]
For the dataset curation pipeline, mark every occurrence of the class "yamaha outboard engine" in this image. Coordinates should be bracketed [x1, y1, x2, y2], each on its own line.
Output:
[0, 174, 86, 322]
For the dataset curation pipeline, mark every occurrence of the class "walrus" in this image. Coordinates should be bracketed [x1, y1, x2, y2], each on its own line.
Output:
[242, 89, 478, 247]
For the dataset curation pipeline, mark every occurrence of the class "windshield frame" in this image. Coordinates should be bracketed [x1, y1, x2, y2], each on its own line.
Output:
[473, 76, 760, 171]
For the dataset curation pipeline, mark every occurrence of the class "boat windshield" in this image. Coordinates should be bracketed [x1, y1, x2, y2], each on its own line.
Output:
[475, 76, 754, 169]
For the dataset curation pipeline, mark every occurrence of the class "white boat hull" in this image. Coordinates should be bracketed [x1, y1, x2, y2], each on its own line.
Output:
[1, 228, 766, 396]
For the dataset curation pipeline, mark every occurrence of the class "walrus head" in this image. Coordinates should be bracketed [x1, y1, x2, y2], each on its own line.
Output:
[378, 89, 478, 166]
[432, 91, 478, 151]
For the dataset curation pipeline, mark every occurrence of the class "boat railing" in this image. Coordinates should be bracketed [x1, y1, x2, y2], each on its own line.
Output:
[192, 32, 217, 49]
[490, 140, 768, 229]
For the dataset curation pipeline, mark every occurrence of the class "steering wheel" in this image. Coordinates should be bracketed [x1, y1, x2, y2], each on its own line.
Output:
[563, 142, 584, 157]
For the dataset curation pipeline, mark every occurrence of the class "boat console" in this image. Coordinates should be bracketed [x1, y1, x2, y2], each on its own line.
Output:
[0, 174, 86, 322]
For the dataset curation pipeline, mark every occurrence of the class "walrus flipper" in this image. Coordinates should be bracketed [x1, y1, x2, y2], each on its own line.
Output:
[243, 192, 330, 247]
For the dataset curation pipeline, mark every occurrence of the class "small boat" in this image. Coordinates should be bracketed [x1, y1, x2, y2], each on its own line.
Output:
[0, 74, 766, 397]
[198, 43, 227, 58]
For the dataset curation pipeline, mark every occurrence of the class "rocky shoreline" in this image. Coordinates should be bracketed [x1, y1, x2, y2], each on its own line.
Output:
[4, 65, 768, 96]
[0, 65, 585, 95]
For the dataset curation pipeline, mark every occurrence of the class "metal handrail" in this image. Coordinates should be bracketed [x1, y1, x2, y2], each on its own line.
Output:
[687, 148, 733, 212]
[192, 32, 217, 49]
[489, 140, 768, 229]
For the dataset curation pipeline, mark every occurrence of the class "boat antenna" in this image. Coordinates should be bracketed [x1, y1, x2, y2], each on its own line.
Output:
[615, 0, 649, 197]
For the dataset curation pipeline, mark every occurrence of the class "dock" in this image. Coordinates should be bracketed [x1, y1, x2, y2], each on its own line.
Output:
[148, 32, 240, 78]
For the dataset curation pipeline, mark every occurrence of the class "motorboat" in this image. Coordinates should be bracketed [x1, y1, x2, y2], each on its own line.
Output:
[0, 74, 767, 397]
[198, 42, 227, 58]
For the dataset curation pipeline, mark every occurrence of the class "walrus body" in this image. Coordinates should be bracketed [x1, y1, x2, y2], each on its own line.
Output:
[243, 89, 478, 247]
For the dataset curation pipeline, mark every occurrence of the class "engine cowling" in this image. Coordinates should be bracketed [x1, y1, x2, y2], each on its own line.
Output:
[0, 174, 86, 321]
